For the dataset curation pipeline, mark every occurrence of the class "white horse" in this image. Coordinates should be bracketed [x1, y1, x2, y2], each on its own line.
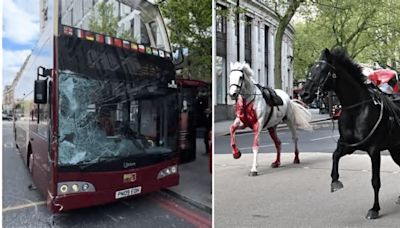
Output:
[229, 62, 312, 176]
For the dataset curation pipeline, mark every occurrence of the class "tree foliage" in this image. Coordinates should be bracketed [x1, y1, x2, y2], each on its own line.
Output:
[159, 0, 212, 82]
[294, 0, 400, 79]
[271, 0, 305, 89]
[89, 2, 136, 42]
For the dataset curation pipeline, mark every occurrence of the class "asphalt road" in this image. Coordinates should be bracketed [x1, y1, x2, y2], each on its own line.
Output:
[215, 124, 340, 156]
[214, 124, 400, 227]
[2, 121, 211, 228]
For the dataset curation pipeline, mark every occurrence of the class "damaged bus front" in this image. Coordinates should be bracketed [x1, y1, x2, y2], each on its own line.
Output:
[15, 0, 180, 212]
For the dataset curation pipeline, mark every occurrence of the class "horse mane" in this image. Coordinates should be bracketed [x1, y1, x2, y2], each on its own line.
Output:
[231, 62, 257, 83]
[330, 47, 366, 86]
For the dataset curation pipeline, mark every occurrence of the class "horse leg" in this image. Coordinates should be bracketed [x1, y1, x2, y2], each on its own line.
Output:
[331, 142, 351, 192]
[286, 119, 300, 164]
[249, 122, 261, 176]
[268, 127, 281, 168]
[230, 117, 245, 159]
[366, 151, 381, 219]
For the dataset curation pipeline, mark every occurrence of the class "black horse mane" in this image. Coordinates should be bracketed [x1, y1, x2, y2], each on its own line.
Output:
[330, 47, 366, 86]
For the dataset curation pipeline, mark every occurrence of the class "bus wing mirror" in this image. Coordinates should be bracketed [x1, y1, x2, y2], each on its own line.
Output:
[173, 48, 185, 69]
[34, 80, 47, 104]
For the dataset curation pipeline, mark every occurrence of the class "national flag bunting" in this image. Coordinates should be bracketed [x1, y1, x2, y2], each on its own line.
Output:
[61, 25, 170, 60]
[138, 45, 145, 53]
[105, 36, 113, 45]
[152, 48, 159, 56]
[123, 40, 130, 49]
[159, 50, 165, 58]
[96, 34, 104, 44]
[114, 38, 122, 47]
[85, 32, 94, 41]
[76, 29, 84, 38]
[131, 43, 138, 51]
[63, 26, 73, 36]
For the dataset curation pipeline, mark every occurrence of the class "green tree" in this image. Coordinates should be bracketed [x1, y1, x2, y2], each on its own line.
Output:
[271, 0, 305, 89]
[89, 2, 136, 42]
[294, 0, 400, 79]
[159, 0, 212, 82]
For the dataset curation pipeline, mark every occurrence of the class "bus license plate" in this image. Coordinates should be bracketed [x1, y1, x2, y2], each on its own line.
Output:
[115, 186, 142, 199]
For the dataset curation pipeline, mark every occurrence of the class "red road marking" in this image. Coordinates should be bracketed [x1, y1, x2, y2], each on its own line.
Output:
[152, 195, 211, 228]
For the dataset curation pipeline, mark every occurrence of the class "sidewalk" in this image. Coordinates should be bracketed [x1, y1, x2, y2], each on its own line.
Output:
[163, 138, 212, 213]
[214, 108, 331, 137]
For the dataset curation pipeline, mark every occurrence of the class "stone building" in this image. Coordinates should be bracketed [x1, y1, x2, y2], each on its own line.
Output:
[214, 0, 295, 121]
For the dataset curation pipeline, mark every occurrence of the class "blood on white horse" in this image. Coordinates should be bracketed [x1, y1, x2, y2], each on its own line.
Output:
[229, 62, 312, 176]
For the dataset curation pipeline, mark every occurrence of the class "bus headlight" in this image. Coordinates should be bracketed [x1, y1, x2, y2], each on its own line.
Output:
[157, 165, 178, 179]
[82, 183, 90, 191]
[57, 181, 95, 195]
[60, 185, 68, 193]
[71, 184, 79, 192]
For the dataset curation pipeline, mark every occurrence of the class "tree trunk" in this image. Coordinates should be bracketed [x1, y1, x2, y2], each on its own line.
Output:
[274, 0, 304, 89]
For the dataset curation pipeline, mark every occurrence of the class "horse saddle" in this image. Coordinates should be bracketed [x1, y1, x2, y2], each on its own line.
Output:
[255, 84, 284, 107]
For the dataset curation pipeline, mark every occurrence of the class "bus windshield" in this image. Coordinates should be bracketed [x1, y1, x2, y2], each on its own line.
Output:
[58, 70, 178, 170]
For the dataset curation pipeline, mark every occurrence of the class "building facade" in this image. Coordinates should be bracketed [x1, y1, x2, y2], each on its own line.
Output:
[214, 0, 295, 121]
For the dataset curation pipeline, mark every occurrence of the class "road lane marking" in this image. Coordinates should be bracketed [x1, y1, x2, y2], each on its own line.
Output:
[239, 143, 289, 150]
[2, 201, 46, 213]
[310, 135, 339, 141]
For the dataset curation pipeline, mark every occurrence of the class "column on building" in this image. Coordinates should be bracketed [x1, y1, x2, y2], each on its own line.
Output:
[226, 5, 236, 105]
[259, 22, 266, 86]
[239, 13, 245, 62]
[251, 18, 258, 83]
[268, 27, 275, 88]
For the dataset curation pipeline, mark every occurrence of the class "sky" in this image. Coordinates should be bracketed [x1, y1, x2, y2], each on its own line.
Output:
[2, 0, 40, 90]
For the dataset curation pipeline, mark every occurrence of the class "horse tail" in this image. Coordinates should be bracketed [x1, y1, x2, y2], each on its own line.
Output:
[288, 99, 312, 130]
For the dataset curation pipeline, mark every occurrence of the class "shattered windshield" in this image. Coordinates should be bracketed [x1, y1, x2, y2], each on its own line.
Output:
[58, 71, 178, 167]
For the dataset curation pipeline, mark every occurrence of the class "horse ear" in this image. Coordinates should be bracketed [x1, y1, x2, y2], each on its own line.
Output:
[323, 48, 331, 59]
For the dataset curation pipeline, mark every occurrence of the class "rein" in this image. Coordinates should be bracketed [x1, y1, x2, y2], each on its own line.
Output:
[339, 100, 384, 147]
[315, 60, 385, 148]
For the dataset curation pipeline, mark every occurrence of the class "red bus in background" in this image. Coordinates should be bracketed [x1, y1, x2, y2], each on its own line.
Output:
[13, 0, 180, 212]
[177, 79, 210, 163]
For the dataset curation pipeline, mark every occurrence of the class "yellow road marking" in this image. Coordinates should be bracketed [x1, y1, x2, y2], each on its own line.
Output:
[2, 201, 46, 212]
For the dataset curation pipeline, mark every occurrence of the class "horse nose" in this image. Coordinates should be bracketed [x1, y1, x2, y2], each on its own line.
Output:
[230, 92, 238, 99]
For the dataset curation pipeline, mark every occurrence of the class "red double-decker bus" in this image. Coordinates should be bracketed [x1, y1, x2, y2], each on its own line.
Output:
[13, 0, 180, 212]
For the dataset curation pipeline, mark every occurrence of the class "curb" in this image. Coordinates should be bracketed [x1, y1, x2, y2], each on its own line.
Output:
[161, 189, 212, 214]
[220, 118, 334, 136]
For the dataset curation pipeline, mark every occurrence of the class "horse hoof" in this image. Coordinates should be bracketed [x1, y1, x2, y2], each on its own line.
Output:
[331, 181, 344, 193]
[293, 158, 300, 164]
[233, 151, 242, 159]
[248, 171, 258, 176]
[366, 210, 379, 219]
[396, 196, 400, 205]
[271, 162, 280, 168]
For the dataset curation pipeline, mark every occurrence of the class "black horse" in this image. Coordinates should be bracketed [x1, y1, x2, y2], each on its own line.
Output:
[301, 48, 400, 219]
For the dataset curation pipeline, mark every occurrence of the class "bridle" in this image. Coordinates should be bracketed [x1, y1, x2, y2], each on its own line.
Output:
[229, 69, 245, 95]
[312, 60, 384, 148]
